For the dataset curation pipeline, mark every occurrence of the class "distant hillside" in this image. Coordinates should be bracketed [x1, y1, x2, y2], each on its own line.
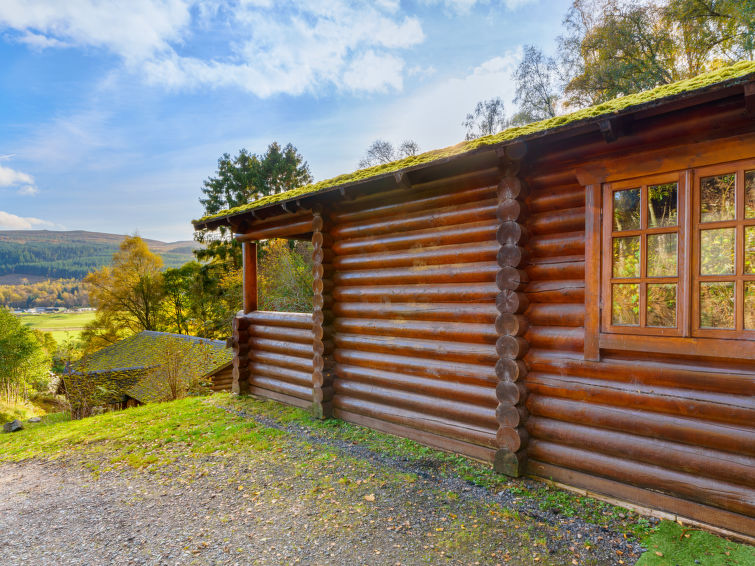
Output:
[0, 230, 201, 280]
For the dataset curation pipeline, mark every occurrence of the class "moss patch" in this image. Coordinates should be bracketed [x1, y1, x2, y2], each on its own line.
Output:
[196, 61, 755, 226]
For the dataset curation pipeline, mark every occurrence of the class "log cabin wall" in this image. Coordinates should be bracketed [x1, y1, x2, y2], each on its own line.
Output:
[327, 169, 503, 461]
[241, 310, 315, 408]
[211, 365, 233, 392]
[521, 105, 755, 537]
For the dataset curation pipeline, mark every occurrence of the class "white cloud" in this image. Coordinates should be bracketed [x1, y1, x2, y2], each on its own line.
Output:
[0, 0, 426, 96]
[0, 163, 39, 195]
[374, 50, 522, 152]
[0, 211, 54, 229]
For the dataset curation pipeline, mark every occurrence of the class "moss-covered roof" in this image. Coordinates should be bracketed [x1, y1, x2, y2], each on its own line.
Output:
[72, 331, 233, 404]
[194, 61, 755, 227]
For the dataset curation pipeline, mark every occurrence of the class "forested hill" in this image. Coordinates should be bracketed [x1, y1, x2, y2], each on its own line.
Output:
[0, 230, 200, 280]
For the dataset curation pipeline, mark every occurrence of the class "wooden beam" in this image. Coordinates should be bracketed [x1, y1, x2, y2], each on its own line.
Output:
[394, 171, 412, 190]
[242, 241, 258, 314]
[745, 82, 755, 116]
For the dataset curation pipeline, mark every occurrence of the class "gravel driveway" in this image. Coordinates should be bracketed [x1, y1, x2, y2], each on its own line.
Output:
[0, 400, 644, 565]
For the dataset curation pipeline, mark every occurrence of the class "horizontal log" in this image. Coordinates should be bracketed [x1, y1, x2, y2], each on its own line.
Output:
[332, 199, 497, 239]
[334, 379, 496, 428]
[335, 333, 497, 365]
[242, 311, 313, 329]
[526, 256, 585, 281]
[334, 261, 498, 286]
[248, 362, 313, 388]
[496, 404, 528, 428]
[496, 290, 529, 314]
[525, 327, 584, 352]
[525, 350, 755, 396]
[237, 217, 314, 241]
[496, 221, 530, 245]
[311, 231, 333, 249]
[312, 385, 334, 404]
[495, 358, 528, 382]
[495, 313, 528, 336]
[332, 183, 496, 224]
[527, 373, 755, 426]
[528, 417, 755, 488]
[335, 220, 498, 256]
[497, 426, 529, 452]
[334, 318, 497, 344]
[527, 185, 584, 214]
[525, 280, 585, 304]
[530, 231, 585, 258]
[335, 408, 496, 463]
[529, 207, 586, 236]
[247, 337, 314, 359]
[333, 302, 498, 323]
[496, 266, 529, 291]
[497, 245, 528, 267]
[497, 176, 526, 200]
[248, 378, 313, 402]
[334, 395, 497, 449]
[249, 350, 313, 373]
[496, 381, 528, 405]
[494, 448, 527, 477]
[335, 363, 497, 406]
[528, 440, 755, 516]
[247, 324, 314, 344]
[496, 335, 529, 359]
[496, 198, 526, 222]
[312, 246, 335, 264]
[526, 396, 755, 456]
[335, 348, 497, 382]
[334, 241, 498, 271]
[525, 303, 585, 327]
[335, 282, 499, 303]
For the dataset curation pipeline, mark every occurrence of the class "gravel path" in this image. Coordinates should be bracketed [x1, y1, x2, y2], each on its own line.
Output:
[0, 402, 644, 565]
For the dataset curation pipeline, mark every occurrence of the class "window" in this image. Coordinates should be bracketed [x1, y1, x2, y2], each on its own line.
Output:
[597, 158, 755, 356]
[602, 174, 685, 336]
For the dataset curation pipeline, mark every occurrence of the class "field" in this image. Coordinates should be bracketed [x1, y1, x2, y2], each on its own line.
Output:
[18, 311, 96, 343]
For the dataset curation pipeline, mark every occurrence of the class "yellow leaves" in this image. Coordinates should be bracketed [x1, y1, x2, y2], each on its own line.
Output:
[655, 551, 664, 556]
[363, 494, 375, 502]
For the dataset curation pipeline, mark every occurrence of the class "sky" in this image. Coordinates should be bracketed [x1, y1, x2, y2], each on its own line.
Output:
[0, 0, 571, 241]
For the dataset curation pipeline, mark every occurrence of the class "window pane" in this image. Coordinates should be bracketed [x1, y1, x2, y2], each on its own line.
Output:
[746, 282, 755, 330]
[700, 282, 735, 328]
[647, 284, 676, 327]
[613, 188, 640, 231]
[612, 284, 639, 326]
[648, 183, 678, 228]
[700, 228, 735, 275]
[746, 170, 755, 219]
[746, 226, 755, 275]
[613, 236, 640, 278]
[647, 233, 678, 277]
[700, 173, 735, 223]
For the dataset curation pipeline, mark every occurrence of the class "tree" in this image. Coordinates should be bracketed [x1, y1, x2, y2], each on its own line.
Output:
[140, 337, 214, 402]
[358, 139, 420, 168]
[0, 309, 51, 404]
[83, 236, 165, 348]
[511, 45, 560, 125]
[258, 239, 314, 312]
[462, 97, 508, 140]
[195, 143, 312, 267]
[558, 0, 755, 107]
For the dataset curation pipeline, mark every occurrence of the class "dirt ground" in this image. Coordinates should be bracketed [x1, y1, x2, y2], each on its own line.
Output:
[0, 402, 644, 565]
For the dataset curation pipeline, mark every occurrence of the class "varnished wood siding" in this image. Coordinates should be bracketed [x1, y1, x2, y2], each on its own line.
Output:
[523, 173, 755, 536]
[211, 365, 233, 392]
[329, 174, 501, 460]
[244, 311, 314, 409]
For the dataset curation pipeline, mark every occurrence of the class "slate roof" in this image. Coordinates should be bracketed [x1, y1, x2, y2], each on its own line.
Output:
[71, 331, 233, 405]
[194, 60, 755, 229]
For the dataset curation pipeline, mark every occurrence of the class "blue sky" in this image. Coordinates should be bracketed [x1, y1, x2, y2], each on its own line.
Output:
[0, 0, 570, 241]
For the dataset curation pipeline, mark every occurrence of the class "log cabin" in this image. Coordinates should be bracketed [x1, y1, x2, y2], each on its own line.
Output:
[193, 62, 755, 539]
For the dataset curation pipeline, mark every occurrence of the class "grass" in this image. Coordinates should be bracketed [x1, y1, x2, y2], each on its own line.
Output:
[1, 393, 752, 565]
[0, 399, 45, 423]
[17, 311, 96, 343]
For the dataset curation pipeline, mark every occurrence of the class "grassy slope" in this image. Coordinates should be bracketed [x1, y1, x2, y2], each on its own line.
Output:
[18, 311, 96, 343]
[1, 395, 752, 565]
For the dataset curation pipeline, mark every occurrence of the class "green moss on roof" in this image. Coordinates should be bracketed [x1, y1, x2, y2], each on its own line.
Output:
[72, 331, 233, 404]
[196, 61, 755, 225]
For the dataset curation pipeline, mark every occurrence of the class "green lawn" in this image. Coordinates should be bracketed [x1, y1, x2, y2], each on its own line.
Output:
[1, 395, 752, 565]
[17, 311, 96, 343]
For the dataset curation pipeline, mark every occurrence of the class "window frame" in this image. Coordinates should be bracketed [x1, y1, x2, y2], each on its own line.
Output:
[592, 158, 755, 361]
[601, 172, 687, 337]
